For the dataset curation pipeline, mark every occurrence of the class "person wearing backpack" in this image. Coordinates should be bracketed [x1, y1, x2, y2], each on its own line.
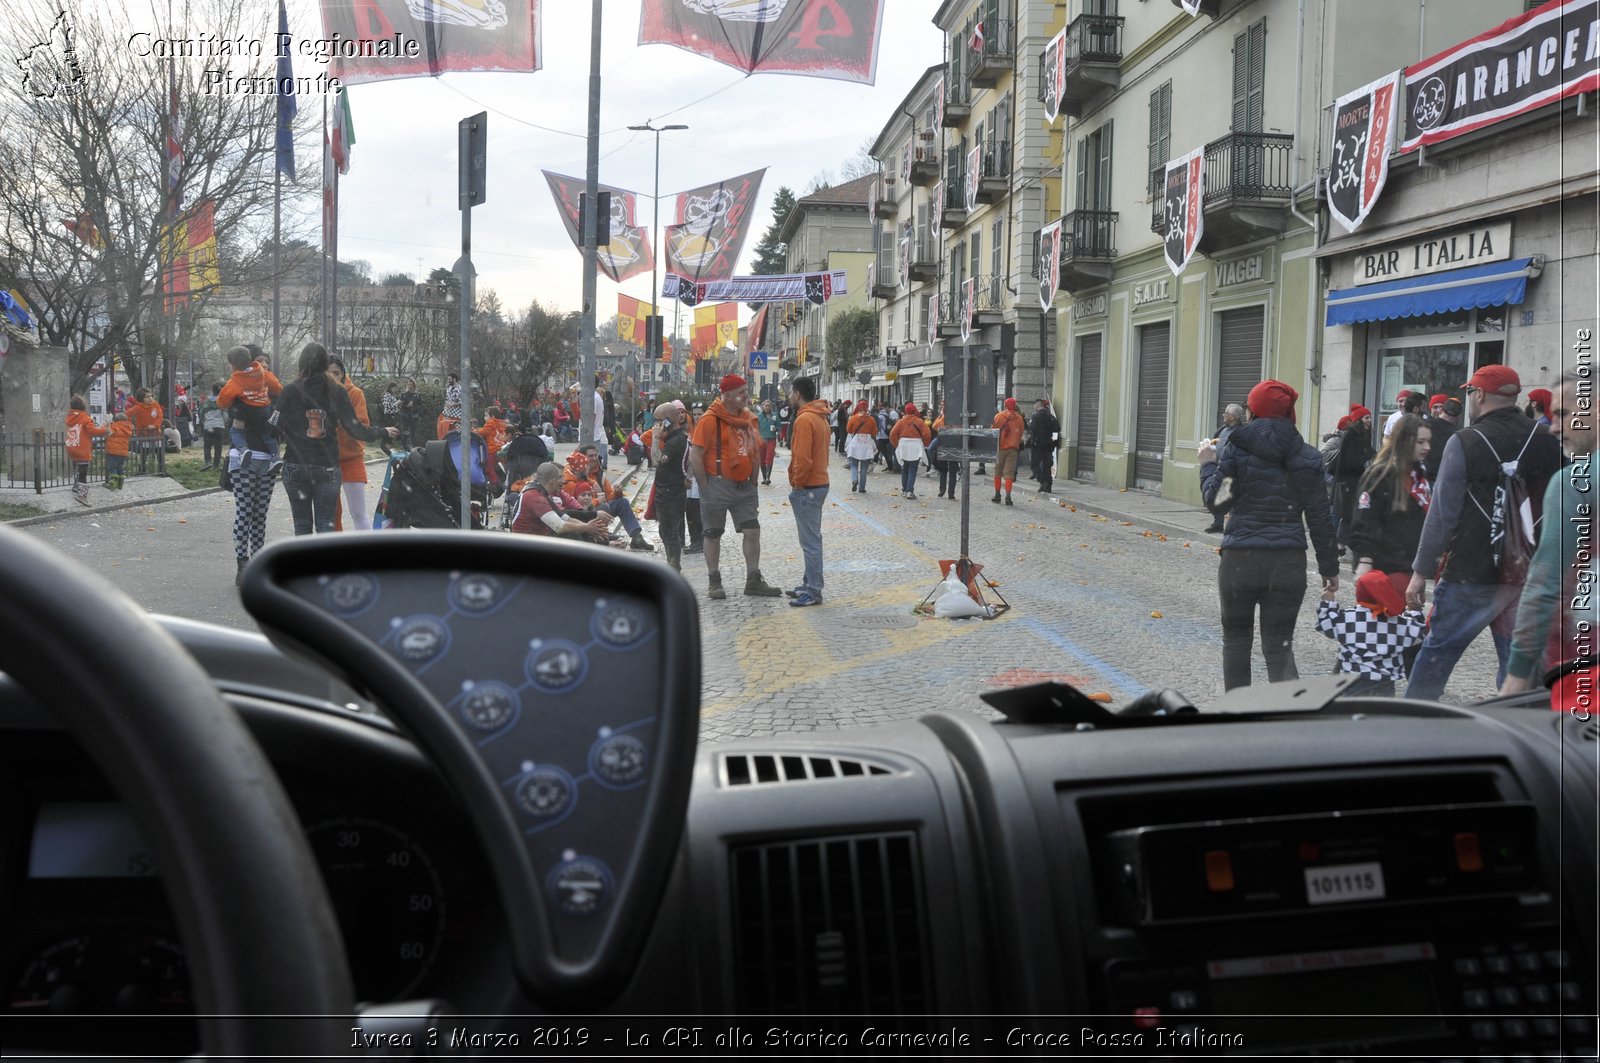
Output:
[1404, 365, 1564, 701]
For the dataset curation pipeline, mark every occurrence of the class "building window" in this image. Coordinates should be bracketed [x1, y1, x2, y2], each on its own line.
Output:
[1147, 80, 1171, 195]
[1374, 309, 1505, 425]
[1232, 18, 1266, 134]
[1076, 120, 1114, 211]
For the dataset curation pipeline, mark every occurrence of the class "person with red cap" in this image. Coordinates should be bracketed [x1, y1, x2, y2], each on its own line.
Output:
[1384, 390, 1426, 437]
[1423, 395, 1461, 482]
[991, 397, 1026, 505]
[1524, 387, 1553, 427]
[1199, 379, 1341, 691]
[890, 402, 932, 499]
[1316, 570, 1428, 697]
[1332, 405, 1377, 546]
[845, 399, 878, 492]
[689, 374, 781, 600]
[1404, 363, 1564, 701]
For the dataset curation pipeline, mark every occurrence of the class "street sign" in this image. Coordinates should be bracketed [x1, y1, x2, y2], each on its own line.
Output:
[748, 350, 768, 370]
[885, 345, 899, 382]
[459, 112, 487, 207]
[941, 343, 995, 427]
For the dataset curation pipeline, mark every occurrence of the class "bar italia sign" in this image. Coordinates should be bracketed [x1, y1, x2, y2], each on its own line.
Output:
[1354, 221, 1512, 285]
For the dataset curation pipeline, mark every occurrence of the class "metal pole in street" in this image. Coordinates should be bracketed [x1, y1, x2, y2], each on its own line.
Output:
[457, 112, 487, 528]
[959, 339, 971, 563]
[626, 120, 688, 367]
[578, 0, 603, 450]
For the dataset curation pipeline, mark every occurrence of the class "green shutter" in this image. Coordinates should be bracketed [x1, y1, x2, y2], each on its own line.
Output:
[1231, 27, 1249, 132]
[1075, 137, 1088, 210]
[1096, 120, 1114, 212]
[1246, 20, 1266, 134]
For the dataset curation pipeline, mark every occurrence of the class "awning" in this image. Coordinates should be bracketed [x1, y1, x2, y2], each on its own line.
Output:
[868, 375, 890, 386]
[1325, 257, 1540, 326]
[897, 366, 924, 377]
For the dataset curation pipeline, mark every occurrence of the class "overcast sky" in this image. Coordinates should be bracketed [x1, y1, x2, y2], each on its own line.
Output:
[275, 0, 944, 321]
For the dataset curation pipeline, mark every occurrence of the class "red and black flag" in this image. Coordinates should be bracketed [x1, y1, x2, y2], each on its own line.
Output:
[664, 168, 764, 283]
[318, 0, 542, 84]
[1161, 146, 1205, 277]
[543, 171, 654, 282]
[1327, 71, 1400, 232]
[638, 0, 886, 85]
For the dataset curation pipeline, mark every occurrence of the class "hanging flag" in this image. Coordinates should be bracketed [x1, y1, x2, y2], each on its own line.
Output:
[638, 0, 885, 85]
[933, 77, 945, 130]
[901, 143, 912, 184]
[664, 168, 764, 283]
[1179, 0, 1205, 15]
[868, 176, 878, 224]
[275, 0, 298, 178]
[747, 303, 769, 351]
[660, 334, 674, 363]
[960, 276, 975, 342]
[663, 270, 848, 304]
[1161, 146, 1205, 277]
[1042, 26, 1067, 123]
[543, 171, 654, 282]
[898, 221, 911, 291]
[186, 200, 219, 293]
[163, 215, 190, 311]
[1327, 71, 1401, 232]
[330, 88, 355, 174]
[1038, 218, 1062, 312]
[931, 180, 943, 239]
[617, 294, 653, 343]
[798, 334, 809, 365]
[969, 20, 984, 53]
[691, 303, 725, 358]
[317, 0, 542, 84]
[927, 290, 939, 334]
[322, 115, 337, 251]
[964, 144, 981, 213]
[1399, 0, 1600, 153]
[62, 212, 105, 249]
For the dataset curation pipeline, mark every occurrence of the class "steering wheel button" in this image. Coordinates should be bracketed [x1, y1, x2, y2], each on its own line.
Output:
[458, 682, 520, 733]
[592, 602, 651, 648]
[548, 857, 612, 918]
[590, 733, 649, 788]
[526, 641, 588, 692]
[393, 617, 450, 664]
[514, 767, 576, 824]
[450, 573, 506, 614]
[323, 573, 379, 616]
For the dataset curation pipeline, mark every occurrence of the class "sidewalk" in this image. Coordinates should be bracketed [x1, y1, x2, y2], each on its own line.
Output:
[1, 474, 202, 526]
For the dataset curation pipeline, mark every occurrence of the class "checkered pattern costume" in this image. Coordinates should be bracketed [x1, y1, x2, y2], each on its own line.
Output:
[231, 453, 277, 561]
[1316, 601, 1426, 682]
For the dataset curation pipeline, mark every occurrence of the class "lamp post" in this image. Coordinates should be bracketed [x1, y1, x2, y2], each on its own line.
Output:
[625, 120, 688, 366]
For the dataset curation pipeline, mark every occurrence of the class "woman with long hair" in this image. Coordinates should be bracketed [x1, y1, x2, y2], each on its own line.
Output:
[277, 344, 396, 536]
[1347, 414, 1433, 581]
[329, 357, 374, 531]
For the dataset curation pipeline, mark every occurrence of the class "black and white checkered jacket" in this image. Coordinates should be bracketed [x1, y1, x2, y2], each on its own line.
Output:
[1315, 600, 1426, 681]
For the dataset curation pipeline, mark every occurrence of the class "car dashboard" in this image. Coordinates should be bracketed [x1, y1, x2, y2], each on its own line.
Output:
[2, 615, 1598, 1058]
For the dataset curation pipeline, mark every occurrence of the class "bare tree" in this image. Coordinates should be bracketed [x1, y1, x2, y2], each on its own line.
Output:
[838, 135, 879, 180]
[0, 0, 319, 398]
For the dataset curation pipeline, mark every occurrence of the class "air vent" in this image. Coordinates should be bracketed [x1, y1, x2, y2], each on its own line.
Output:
[730, 833, 931, 1014]
[720, 753, 895, 787]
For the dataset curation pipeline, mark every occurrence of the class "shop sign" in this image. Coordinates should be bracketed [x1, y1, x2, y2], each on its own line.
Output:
[1213, 253, 1271, 289]
[1132, 279, 1171, 308]
[1072, 294, 1107, 319]
[1353, 221, 1512, 285]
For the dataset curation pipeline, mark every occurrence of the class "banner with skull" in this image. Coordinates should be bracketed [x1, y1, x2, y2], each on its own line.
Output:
[964, 144, 981, 213]
[638, 0, 885, 85]
[542, 170, 653, 282]
[318, 0, 541, 84]
[930, 180, 944, 239]
[664, 168, 765, 283]
[1161, 146, 1205, 277]
[1327, 71, 1400, 232]
[960, 276, 975, 342]
[1042, 26, 1067, 123]
[1038, 218, 1062, 312]
[899, 221, 911, 290]
[933, 77, 945, 130]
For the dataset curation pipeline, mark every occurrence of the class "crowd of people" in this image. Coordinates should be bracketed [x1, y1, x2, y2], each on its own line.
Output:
[1200, 367, 1585, 703]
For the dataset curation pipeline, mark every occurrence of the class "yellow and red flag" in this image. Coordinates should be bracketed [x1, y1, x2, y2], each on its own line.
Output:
[617, 294, 652, 344]
[163, 200, 219, 310]
[692, 302, 738, 359]
[62, 212, 105, 249]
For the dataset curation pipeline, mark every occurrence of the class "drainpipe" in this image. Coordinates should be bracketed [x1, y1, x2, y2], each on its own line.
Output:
[1288, 0, 1325, 423]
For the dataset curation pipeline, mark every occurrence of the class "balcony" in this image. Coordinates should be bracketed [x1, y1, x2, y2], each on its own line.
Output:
[971, 274, 1006, 323]
[908, 235, 939, 283]
[909, 141, 940, 187]
[1061, 13, 1123, 118]
[869, 257, 897, 301]
[935, 290, 962, 338]
[967, 19, 1014, 88]
[1148, 133, 1294, 250]
[941, 73, 971, 127]
[1058, 210, 1117, 291]
[872, 176, 896, 218]
[977, 138, 1009, 203]
[941, 179, 968, 229]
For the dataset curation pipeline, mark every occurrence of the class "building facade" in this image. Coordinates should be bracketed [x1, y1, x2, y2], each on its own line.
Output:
[775, 175, 877, 399]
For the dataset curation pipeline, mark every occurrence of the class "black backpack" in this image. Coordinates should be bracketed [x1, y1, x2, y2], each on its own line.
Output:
[1466, 426, 1541, 585]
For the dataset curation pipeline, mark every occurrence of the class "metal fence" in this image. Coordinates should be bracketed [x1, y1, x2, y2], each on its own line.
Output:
[1, 432, 166, 493]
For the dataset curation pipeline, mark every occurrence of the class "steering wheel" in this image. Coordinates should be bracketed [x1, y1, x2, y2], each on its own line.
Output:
[0, 525, 353, 1055]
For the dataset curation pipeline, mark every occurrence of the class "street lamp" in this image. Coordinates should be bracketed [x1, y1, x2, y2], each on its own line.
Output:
[626, 120, 688, 366]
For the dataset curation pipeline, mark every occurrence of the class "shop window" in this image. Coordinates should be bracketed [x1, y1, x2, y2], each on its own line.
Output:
[1373, 308, 1506, 425]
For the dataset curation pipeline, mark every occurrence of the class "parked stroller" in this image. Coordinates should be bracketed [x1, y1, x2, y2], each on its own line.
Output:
[374, 431, 494, 530]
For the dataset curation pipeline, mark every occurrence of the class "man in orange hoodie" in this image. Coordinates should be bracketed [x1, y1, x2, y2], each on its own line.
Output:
[785, 376, 832, 607]
[991, 397, 1026, 505]
[690, 374, 781, 600]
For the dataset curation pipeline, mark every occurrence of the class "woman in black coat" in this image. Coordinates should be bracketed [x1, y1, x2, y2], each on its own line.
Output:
[1347, 414, 1432, 580]
[278, 343, 397, 535]
[1333, 405, 1377, 544]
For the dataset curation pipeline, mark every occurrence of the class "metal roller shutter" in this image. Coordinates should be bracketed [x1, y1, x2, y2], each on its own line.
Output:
[1134, 322, 1170, 486]
[1075, 335, 1101, 477]
[1216, 306, 1265, 430]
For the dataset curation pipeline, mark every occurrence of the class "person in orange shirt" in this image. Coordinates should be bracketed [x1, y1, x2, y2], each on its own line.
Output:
[328, 357, 373, 531]
[124, 387, 165, 473]
[64, 395, 110, 505]
[474, 406, 510, 480]
[890, 402, 933, 499]
[844, 399, 878, 493]
[689, 374, 780, 600]
[105, 413, 134, 490]
[991, 397, 1026, 505]
[785, 376, 832, 607]
[216, 345, 283, 455]
[564, 447, 653, 551]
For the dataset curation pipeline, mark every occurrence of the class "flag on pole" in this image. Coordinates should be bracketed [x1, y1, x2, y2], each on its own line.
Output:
[639, 0, 886, 85]
[691, 302, 738, 358]
[62, 212, 104, 249]
[186, 200, 219, 292]
[331, 88, 354, 174]
[275, 0, 297, 178]
[618, 294, 653, 343]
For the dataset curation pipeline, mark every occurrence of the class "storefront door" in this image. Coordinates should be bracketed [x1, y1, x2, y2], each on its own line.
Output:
[1134, 322, 1170, 487]
[1075, 334, 1101, 478]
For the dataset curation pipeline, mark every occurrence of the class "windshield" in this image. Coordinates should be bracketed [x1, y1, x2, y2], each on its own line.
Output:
[5, 0, 1585, 733]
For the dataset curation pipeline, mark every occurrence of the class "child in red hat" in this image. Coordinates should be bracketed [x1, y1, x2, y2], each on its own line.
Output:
[1315, 569, 1426, 697]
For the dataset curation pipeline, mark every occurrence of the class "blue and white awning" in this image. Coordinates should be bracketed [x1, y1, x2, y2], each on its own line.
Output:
[1325, 258, 1539, 326]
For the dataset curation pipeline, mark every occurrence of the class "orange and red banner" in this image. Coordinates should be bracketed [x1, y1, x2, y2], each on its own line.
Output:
[318, 0, 542, 84]
[164, 199, 218, 311]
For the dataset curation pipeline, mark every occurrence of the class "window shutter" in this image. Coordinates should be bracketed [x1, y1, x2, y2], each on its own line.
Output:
[1096, 119, 1114, 212]
[1231, 28, 1249, 132]
[1246, 20, 1266, 134]
[1075, 137, 1088, 210]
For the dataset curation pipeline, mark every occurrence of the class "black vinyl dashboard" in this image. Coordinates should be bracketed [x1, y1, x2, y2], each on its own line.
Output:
[3, 615, 1598, 1059]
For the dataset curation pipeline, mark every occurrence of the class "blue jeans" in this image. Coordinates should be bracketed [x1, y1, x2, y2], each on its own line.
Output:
[1405, 580, 1521, 701]
[789, 486, 826, 596]
[599, 495, 640, 536]
[900, 459, 920, 494]
[849, 458, 872, 488]
[282, 462, 341, 535]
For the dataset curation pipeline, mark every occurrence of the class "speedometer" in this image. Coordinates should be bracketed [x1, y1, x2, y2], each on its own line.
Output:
[304, 817, 446, 1001]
